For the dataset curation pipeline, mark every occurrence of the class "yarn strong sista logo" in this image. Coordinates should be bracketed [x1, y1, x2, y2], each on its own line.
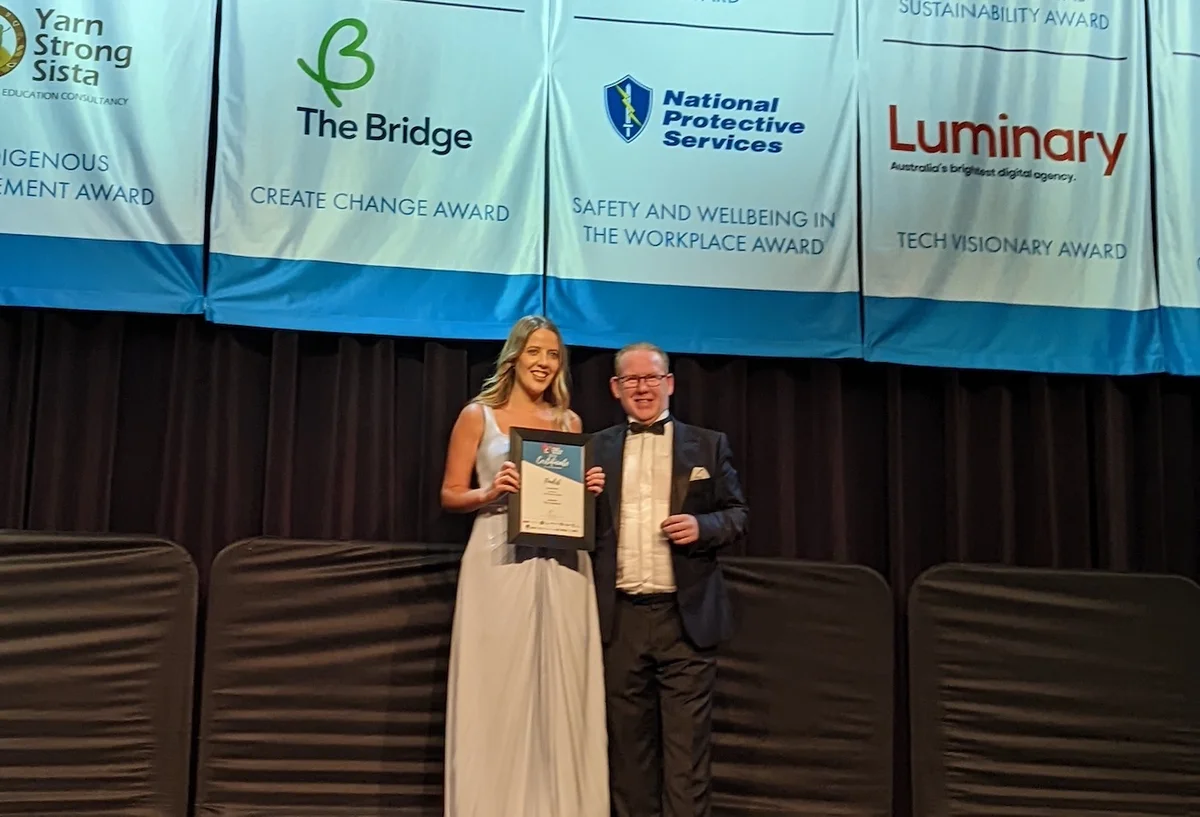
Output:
[0, 7, 133, 87]
[0, 5, 25, 78]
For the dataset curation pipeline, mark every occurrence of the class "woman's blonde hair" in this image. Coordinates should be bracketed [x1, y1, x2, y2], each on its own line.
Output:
[474, 315, 571, 426]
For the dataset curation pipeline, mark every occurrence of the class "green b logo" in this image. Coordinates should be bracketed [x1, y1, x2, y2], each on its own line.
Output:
[298, 18, 375, 108]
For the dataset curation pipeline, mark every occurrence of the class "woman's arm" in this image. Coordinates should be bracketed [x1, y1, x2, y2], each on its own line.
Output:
[441, 403, 504, 512]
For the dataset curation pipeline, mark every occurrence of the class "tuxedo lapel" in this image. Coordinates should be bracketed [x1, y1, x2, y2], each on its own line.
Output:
[599, 426, 625, 522]
[671, 421, 699, 514]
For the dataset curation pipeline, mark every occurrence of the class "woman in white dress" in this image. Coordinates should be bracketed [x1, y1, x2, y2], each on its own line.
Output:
[440, 315, 609, 817]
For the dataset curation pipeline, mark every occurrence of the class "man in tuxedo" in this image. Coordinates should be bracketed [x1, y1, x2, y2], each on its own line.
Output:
[591, 341, 748, 817]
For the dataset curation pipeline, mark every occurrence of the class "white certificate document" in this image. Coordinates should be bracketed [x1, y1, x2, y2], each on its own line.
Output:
[518, 440, 585, 537]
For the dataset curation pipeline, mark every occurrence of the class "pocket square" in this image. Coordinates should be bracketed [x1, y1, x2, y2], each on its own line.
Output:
[690, 466, 710, 481]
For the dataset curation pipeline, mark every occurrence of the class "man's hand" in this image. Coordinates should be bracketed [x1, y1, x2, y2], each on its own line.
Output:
[661, 514, 699, 546]
[585, 466, 606, 495]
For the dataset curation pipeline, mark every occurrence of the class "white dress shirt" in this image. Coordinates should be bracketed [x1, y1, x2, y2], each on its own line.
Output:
[616, 410, 676, 594]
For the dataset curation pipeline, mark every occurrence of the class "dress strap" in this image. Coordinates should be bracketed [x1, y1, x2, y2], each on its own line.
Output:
[480, 404, 500, 437]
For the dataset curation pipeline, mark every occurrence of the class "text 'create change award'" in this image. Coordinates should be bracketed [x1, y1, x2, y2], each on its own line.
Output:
[507, 427, 595, 551]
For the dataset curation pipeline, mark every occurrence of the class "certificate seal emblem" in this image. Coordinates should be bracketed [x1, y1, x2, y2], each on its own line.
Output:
[0, 5, 26, 79]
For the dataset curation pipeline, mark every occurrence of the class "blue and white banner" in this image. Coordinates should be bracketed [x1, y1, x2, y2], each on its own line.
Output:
[547, 0, 860, 357]
[0, 0, 213, 314]
[859, 0, 1160, 374]
[1149, 0, 1200, 374]
[208, 0, 547, 340]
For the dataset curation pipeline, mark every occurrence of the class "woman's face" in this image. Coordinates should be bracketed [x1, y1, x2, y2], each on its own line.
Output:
[514, 328, 562, 399]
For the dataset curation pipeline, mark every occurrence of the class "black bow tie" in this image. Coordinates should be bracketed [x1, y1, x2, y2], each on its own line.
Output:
[628, 418, 668, 435]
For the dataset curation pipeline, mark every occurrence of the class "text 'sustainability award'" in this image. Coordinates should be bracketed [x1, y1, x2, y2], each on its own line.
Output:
[507, 427, 596, 551]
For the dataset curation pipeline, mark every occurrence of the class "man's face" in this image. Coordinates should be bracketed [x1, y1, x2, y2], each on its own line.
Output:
[610, 349, 673, 423]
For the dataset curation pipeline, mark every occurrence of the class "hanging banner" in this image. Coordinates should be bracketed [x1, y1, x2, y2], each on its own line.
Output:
[1150, 1, 1200, 374]
[0, 0, 213, 314]
[859, 0, 1161, 374]
[546, 0, 860, 357]
[208, 0, 546, 340]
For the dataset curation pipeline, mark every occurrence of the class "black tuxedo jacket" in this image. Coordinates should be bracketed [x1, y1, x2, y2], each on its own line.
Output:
[591, 418, 748, 650]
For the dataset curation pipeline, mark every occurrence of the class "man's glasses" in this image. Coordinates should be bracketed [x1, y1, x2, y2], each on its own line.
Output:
[615, 374, 668, 390]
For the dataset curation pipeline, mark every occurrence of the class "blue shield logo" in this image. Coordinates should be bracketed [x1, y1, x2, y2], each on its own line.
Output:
[604, 75, 652, 143]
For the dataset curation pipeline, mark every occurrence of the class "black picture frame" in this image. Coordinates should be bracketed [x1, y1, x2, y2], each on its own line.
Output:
[507, 426, 596, 551]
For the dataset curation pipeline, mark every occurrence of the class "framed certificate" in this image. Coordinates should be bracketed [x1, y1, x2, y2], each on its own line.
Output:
[507, 427, 595, 551]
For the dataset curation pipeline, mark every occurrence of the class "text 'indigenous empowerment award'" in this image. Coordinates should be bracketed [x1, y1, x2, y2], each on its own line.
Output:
[507, 427, 596, 551]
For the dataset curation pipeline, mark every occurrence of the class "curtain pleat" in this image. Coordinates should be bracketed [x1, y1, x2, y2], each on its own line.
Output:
[0, 309, 37, 527]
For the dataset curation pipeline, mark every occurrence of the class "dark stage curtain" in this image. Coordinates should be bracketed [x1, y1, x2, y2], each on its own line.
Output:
[2, 307, 1197, 584]
[3, 306, 1200, 815]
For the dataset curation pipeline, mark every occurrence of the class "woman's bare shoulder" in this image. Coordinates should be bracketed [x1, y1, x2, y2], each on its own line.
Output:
[454, 401, 487, 429]
[565, 409, 583, 432]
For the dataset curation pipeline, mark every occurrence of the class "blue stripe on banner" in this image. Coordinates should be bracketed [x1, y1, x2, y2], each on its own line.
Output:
[207, 254, 542, 340]
[864, 297, 1164, 375]
[1159, 308, 1200, 375]
[547, 278, 861, 357]
[0, 234, 203, 315]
